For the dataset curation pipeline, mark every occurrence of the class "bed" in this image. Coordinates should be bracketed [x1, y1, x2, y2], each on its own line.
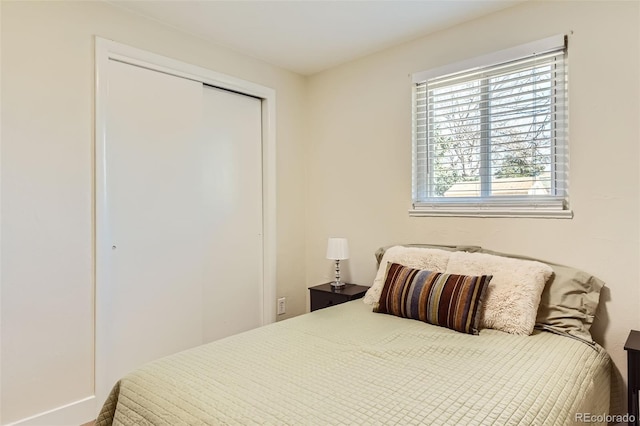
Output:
[97, 245, 611, 426]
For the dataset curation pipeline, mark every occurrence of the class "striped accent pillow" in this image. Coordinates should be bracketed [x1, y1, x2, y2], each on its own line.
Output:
[374, 263, 491, 335]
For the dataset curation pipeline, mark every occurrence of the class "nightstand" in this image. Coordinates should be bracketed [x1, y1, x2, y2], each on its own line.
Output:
[625, 330, 640, 426]
[309, 283, 370, 312]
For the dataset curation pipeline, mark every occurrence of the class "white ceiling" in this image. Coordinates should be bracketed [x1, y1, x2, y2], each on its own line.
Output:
[110, 0, 522, 75]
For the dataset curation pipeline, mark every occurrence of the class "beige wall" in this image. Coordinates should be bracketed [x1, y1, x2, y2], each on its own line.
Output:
[306, 0, 639, 411]
[0, 1, 307, 423]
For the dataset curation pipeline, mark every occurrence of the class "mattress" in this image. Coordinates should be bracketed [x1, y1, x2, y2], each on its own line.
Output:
[97, 300, 611, 426]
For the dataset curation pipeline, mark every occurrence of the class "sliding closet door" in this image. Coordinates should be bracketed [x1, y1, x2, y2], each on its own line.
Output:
[96, 39, 272, 413]
[200, 86, 263, 343]
[99, 59, 264, 405]
[99, 59, 206, 401]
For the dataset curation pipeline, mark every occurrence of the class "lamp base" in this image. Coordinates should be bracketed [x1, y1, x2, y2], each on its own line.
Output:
[330, 281, 346, 289]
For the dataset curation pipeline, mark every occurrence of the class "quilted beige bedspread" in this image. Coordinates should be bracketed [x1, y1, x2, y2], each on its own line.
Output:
[97, 300, 610, 426]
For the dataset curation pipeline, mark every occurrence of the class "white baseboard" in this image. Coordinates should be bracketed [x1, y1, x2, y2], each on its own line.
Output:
[5, 396, 96, 426]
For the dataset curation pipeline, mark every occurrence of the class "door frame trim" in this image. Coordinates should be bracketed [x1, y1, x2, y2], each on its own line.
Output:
[94, 37, 276, 410]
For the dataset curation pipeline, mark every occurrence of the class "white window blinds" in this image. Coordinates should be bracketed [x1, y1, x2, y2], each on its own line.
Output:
[412, 36, 570, 218]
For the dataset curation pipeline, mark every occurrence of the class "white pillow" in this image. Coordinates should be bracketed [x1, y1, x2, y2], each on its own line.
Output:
[445, 251, 553, 335]
[363, 246, 451, 306]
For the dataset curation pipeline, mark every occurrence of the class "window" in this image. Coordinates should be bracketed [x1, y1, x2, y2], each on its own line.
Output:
[411, 35, 571, 218]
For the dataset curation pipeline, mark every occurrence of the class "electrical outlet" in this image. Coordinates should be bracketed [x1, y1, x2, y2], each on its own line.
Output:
[277, 297, 286, 315]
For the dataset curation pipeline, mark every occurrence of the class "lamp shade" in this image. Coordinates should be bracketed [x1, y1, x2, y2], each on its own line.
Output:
[326, 238, 349, 260]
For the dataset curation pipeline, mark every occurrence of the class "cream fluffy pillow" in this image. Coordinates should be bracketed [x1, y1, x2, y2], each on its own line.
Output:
[363, 246, 451, 306]
[445, 251, 553, 335]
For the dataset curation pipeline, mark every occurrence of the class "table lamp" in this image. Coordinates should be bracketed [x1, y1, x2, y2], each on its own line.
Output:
[326, 238, 349, 288]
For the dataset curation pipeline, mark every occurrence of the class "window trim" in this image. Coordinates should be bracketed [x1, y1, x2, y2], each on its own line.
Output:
[410, 35, 572, 219]
[411, 34, 566, 84]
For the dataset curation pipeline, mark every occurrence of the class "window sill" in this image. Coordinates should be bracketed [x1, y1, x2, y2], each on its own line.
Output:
[408, 208, 573, 219]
